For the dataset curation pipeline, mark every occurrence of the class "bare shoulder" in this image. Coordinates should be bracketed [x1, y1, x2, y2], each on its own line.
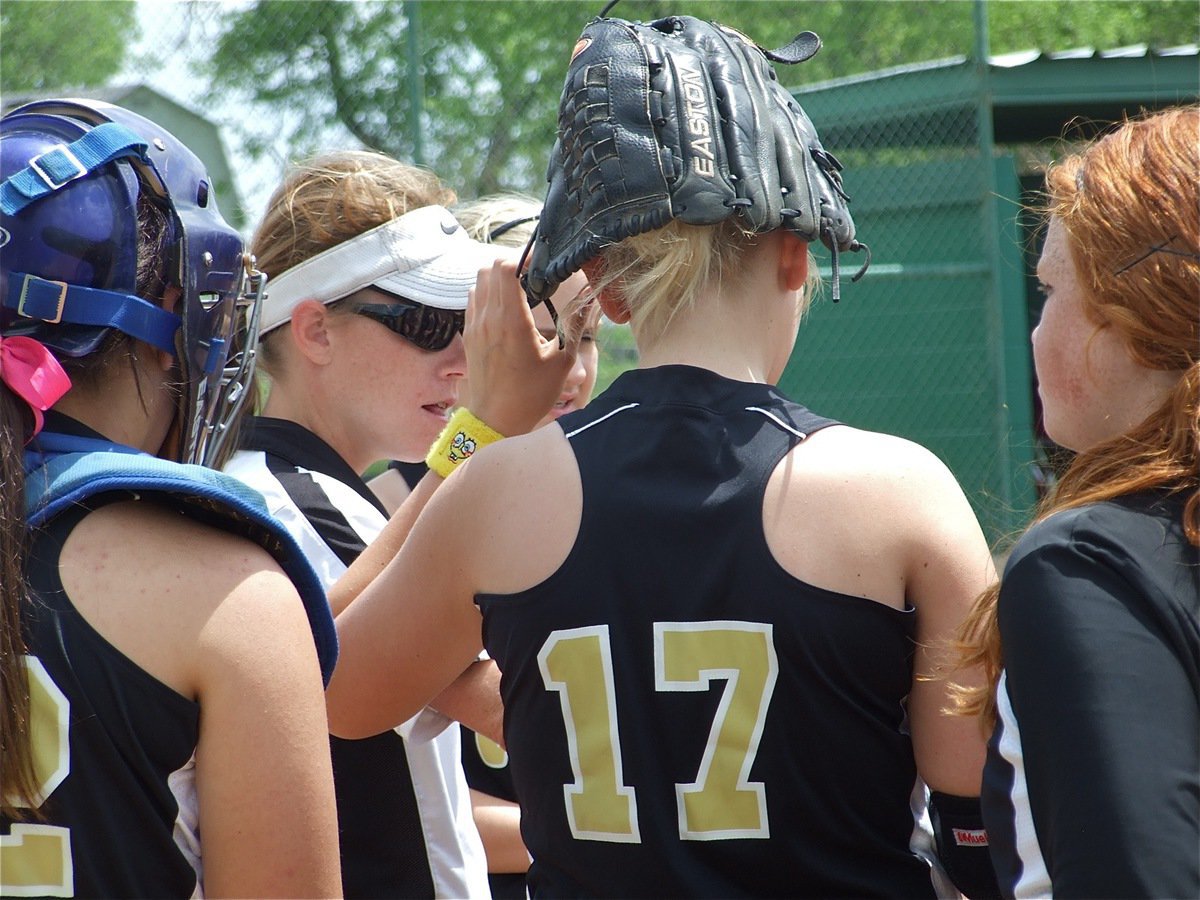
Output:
[791, 424, 963, 495]
[442, 423, 582, 595]
[765, 424, 988, 606]
[64, 498, 291, 596]
[60, 499, 301, 697]
[781, 424, 975, 527]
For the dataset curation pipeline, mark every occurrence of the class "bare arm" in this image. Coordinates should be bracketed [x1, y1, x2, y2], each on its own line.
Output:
[193, 564, 342, 899]
[900, 452, 996, 796]
[764, 429, 994, 796]
[430, 659, 505, 747]
[327, 447, 494, 738]
[60, 503, 342, 898]
[470, 790, 530, 875]
[329, 470, 442, 616]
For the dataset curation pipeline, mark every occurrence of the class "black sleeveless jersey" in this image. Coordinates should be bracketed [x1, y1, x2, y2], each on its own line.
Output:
[985, 491, 1200, 898]
[4, 413, 340, 899]
[4, 503, 204, 898]
[478, 365, 938, 898]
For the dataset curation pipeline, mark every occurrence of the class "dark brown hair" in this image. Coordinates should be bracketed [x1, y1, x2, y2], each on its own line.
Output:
[1, 193, 174, 818]
[0, 386, 38, 818]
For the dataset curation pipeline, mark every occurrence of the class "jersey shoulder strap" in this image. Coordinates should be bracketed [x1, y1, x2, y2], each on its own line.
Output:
[24, 443, 338, 683]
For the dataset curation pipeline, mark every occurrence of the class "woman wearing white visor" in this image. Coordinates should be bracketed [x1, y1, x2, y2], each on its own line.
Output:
[223, 151, 579, 899]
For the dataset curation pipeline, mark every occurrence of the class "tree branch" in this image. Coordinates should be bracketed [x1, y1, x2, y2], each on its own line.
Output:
[319, 14, 395, 153]
[476, 81, 542, 195]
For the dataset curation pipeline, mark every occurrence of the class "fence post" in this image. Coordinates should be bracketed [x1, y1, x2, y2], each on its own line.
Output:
[974, 0, 1019, 531]
[405, 0, 425, 165]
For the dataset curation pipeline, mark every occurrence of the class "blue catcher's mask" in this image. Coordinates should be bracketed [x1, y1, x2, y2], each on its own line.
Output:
[0, 98, 264, 466]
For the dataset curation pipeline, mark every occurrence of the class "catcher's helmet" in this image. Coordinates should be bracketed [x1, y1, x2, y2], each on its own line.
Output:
[0, 98, 263, 465]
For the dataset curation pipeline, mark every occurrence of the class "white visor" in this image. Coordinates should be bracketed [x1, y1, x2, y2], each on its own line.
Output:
[259, 204, 510, 334]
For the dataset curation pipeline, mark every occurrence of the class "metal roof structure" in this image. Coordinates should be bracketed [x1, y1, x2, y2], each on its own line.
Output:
[794, 44, 1199, 147]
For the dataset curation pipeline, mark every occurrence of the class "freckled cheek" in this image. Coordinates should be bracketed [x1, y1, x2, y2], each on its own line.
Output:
[361, 356, 420, 413]
[1033, 332, 1086, 414]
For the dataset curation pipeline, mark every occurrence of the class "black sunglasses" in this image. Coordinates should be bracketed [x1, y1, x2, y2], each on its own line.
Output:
[353, 298, 464, 352]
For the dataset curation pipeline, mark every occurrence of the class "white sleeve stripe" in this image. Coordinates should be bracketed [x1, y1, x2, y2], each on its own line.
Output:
[744, 406, 807, 440]
[564, 403, 640, 439]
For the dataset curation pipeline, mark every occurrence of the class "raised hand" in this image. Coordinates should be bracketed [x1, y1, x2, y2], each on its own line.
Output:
[465, 258, 581, 436]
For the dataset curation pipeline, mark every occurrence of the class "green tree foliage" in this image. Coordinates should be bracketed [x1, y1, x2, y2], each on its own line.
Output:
[0, 0, 137, 94]
[206, 1, 596, 196]
[205, 0, 1196, 197]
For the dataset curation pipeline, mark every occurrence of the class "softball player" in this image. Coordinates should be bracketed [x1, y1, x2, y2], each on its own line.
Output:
[328, 12, 999, 898]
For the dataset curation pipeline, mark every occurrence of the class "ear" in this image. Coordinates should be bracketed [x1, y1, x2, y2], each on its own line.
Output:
[598, 293, 631, 325]
[582, 257, 632, 324]
[289, 299, 335, 365]
[778, 231, 810, 292]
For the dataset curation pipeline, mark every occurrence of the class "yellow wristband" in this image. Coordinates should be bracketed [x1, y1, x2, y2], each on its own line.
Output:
[425, 407, 505, 478]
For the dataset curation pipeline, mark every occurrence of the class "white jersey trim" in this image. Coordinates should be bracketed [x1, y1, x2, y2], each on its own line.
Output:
[564, 403, 639, 439]
[908, 780, 959, 899]
[168, 754, 202, 898]
[745, 406, 808, 440]
[996, 672, 1052, 898]
[224, 446, 489, 899]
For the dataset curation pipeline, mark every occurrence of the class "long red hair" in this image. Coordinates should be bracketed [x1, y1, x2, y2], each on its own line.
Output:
[954, 105, 1200, 725]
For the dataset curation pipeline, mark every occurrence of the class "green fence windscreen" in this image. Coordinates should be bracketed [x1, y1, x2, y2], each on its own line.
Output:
[780, 90, 1036, 542]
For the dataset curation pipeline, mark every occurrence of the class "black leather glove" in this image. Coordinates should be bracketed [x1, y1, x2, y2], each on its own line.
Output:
[523, 13, 867, 306]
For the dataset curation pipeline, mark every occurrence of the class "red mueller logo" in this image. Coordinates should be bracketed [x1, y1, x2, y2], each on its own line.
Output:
[952, 828, 989, 847]
[570, 37, 591, 63]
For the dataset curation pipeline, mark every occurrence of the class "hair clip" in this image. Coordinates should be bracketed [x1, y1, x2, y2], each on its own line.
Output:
[488, 214, 540, 243]
[1113, 235, 1200, 276]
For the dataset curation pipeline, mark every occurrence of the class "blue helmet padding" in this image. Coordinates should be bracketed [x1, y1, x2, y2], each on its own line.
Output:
[0, 122, 148, 215]
[1, 112, 143, 329]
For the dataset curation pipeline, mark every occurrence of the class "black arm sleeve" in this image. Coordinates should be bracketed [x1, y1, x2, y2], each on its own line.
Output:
[929, 791, 1002, 899]
[387, 459, 429, 490]
[998, 519, 1200, 899]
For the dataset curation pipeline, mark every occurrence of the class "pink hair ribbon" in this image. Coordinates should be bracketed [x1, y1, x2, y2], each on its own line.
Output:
[0, 334, 71, 438]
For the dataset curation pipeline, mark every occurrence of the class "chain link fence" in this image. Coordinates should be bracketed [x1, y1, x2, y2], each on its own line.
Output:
[777, 21, 1197, 541]
[4, 0, 1197, 540]
[780, 13, 1024, 539]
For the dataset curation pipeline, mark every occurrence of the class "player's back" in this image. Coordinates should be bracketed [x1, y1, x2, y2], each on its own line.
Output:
[5, 501, 205, 897]
[479, 365, 939, 898]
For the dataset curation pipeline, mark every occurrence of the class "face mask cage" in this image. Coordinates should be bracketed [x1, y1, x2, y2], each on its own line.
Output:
[188, 257, 265, 467]
[108, 104, 256, 467]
